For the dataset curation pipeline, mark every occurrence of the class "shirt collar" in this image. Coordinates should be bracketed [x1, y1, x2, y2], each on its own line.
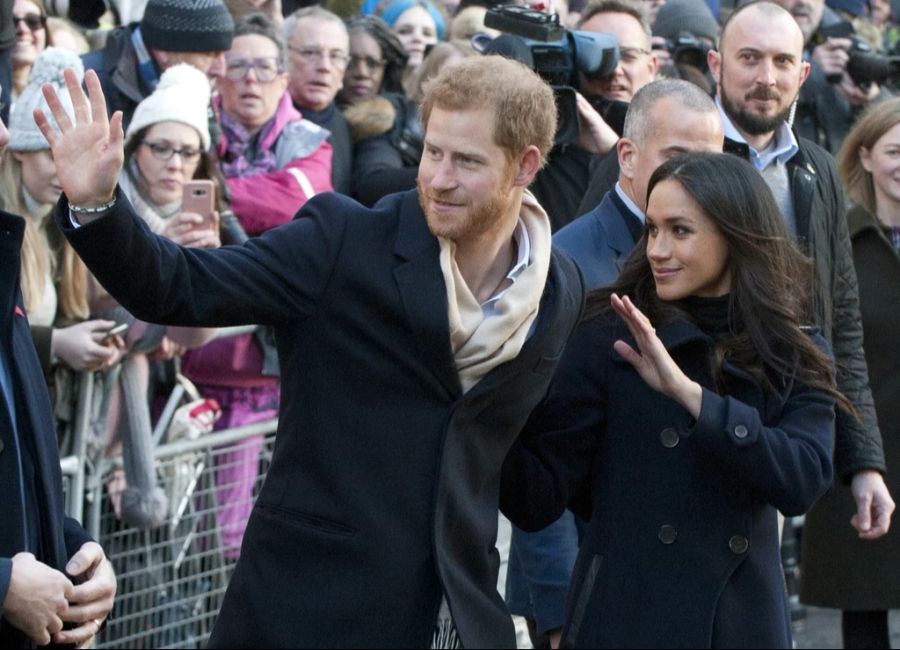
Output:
[614, 181, 646, 223]
[482, 218, 530, 308]
[715, 96, 799, 171]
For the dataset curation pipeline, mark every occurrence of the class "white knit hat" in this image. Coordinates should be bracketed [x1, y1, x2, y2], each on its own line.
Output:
[125, 64, 212, 151]
[8, 47, 84, 152]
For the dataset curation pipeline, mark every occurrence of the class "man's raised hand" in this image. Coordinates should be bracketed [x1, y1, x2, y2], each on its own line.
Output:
[33, 68, 123, 210]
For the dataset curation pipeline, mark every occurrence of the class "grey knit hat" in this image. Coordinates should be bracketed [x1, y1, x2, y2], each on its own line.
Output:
[652, 0, 719, 44]
[8, 47, 84, 152]
[141, 0, 235, 53]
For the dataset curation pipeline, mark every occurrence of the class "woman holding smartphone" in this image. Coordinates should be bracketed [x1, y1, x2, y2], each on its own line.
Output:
[501, 152, 844, 648]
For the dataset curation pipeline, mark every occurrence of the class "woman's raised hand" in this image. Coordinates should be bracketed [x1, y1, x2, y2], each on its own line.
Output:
[611, 293, 703, 418]
[33, 68, 124, 211]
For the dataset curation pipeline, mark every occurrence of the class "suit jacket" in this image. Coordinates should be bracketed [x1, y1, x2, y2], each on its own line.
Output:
[553, 190, 640, 291]
[0, 211, 93, 648]
[502, 315, 835, 648]
[57, 188, 585, 648]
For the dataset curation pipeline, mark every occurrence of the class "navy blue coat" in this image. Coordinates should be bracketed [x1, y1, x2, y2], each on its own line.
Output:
[553, 191, 639, 292]
[505, 190, 640, 633]
[0, 211, 93, 648]
[58, 188, 585, 648]
[501, 314, 835, 648]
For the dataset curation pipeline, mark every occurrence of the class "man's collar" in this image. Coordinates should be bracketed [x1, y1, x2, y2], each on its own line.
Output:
[715, 96, 799, 170]
[614, 182, 645, 223]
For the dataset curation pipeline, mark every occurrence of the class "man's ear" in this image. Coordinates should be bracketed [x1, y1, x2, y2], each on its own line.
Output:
[708, 48, 722, 86]
[618, 137, 638, 180]
[513, 145, 543, 187]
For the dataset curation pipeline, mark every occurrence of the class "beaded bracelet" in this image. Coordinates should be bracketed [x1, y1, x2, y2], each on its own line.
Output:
[69, 197, 117, 214]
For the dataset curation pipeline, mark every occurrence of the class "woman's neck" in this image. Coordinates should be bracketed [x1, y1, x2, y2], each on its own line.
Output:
[875, 194, 900, 227]
[12, 64, 30, 95]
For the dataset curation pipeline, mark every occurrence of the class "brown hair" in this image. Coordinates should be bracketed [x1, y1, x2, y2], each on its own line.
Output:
[838, 96, 900, 217]
[578, 0, 651, 40]
[420, 55, 557, 163]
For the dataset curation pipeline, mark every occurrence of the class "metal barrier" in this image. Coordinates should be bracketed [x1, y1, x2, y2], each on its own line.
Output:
[57, 330, 279, 649]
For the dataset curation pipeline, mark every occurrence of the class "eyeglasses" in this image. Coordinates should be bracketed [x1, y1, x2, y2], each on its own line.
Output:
[14, 13, 46, 31]
[223, 56, 284, 82]
[348, 55, 386, 72]
[618, 47, 651, 63]
[141, 140, 202, 162]
[287, 46, 350, 70]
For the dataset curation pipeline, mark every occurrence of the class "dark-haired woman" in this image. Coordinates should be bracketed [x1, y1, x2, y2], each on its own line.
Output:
[501, 152, 843, 648]
[340, 15, 424, 206]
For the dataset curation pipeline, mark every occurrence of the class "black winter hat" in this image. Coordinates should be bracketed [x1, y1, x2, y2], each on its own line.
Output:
[141, 0, 235, 53]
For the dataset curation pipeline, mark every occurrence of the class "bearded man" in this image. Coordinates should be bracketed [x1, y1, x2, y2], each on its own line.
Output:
[709, 0, 894, 560]
[37, 55, 584, 648]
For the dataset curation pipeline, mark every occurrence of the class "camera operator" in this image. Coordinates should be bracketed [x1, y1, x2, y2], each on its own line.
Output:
[530, 0, 658, 230]
[775, 0, 886, 153]
[651, 0, 719, 93]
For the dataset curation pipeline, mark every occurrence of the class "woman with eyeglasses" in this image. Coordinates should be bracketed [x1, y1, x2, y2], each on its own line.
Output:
[180, 12, 333, 559]
[11, 0, 51, 100]
[339, 15, 426, 207]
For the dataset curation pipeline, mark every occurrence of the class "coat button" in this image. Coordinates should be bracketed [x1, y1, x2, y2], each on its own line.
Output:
[729, 535, 749, 554]
[660, 428, 679, 448]
[733, 424, 749, 439]
[658, 525, 678, 544]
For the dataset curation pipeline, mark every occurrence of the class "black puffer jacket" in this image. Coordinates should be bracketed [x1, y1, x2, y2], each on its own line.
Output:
[724, 135, 886, 480]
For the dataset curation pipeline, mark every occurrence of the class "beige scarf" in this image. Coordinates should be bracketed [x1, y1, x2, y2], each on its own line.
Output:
[438, 190, 552, 393]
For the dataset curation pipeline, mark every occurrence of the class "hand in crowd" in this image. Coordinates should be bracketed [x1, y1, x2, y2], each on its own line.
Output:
[51, 320, 123, 372]
[162, 210, 222, 248]
[4, 552, 75, 646]
[34, 68, 123, 214]
[811, 37, 852, 78]
[610, 293, 703, 419]
[574, 92, 618, 156]
[148, 336, 187, 362]
[836, 73, 880, 108]
[53, 542, 117, 649]
[850, 469, 895, 540]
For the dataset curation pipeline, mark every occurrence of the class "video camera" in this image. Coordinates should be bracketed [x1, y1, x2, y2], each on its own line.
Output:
[655, 31, 713, 73]
[481, 4, 622, 145]
[815, 22, 900, 91]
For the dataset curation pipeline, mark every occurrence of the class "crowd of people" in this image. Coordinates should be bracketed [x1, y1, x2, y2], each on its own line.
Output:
[2, 0, 900, 647]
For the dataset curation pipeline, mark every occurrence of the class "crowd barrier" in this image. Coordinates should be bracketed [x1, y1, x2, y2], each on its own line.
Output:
[58, 328, 279, 648]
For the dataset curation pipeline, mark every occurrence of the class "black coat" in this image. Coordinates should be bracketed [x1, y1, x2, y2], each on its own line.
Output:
[0, 211, 93, 648]
[501, 315, 835, 648]
[722, 135, 884, 480]
[57, 189, 585, 648]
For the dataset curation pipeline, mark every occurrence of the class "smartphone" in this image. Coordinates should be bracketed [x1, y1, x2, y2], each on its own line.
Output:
[101, 322, 129, 345]
[182, 179, 216, 229]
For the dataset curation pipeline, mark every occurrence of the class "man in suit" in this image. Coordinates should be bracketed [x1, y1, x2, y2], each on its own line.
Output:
[556, 79, 724, 290]
[504, 77, 723, 649]
[0, 101, 116, 648]
[39, 55, 584, 648]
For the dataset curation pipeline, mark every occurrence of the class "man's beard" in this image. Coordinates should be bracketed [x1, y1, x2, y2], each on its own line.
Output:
[720, 78, 794, 136]
[417, 175, 515, 243]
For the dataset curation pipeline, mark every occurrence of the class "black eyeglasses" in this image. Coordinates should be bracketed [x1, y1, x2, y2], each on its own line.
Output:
[141, 140, 202, 162]
[224, 56, 283, 82]
[348, 55, 386, 71]
[14, 13, 46, 31]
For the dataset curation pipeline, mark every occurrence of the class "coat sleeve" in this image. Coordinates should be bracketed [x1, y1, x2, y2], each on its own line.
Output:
[55, 187, 348, 329]
[228, 140, 334, 236]
[686, 378, 835, 516]
[500, 319, 608, 531]
[63, 517, 93, 559]
[822, 154, 886, 480]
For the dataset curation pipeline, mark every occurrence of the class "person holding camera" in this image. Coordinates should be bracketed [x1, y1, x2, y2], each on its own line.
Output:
[775, 0, 885, 153]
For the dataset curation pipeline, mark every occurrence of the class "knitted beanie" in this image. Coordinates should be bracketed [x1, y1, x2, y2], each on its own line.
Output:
[141, 0, 235, 53]
[652, 0, 720, 43]
[8, 47, 84, 152]
[126, 64, 212, 150]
